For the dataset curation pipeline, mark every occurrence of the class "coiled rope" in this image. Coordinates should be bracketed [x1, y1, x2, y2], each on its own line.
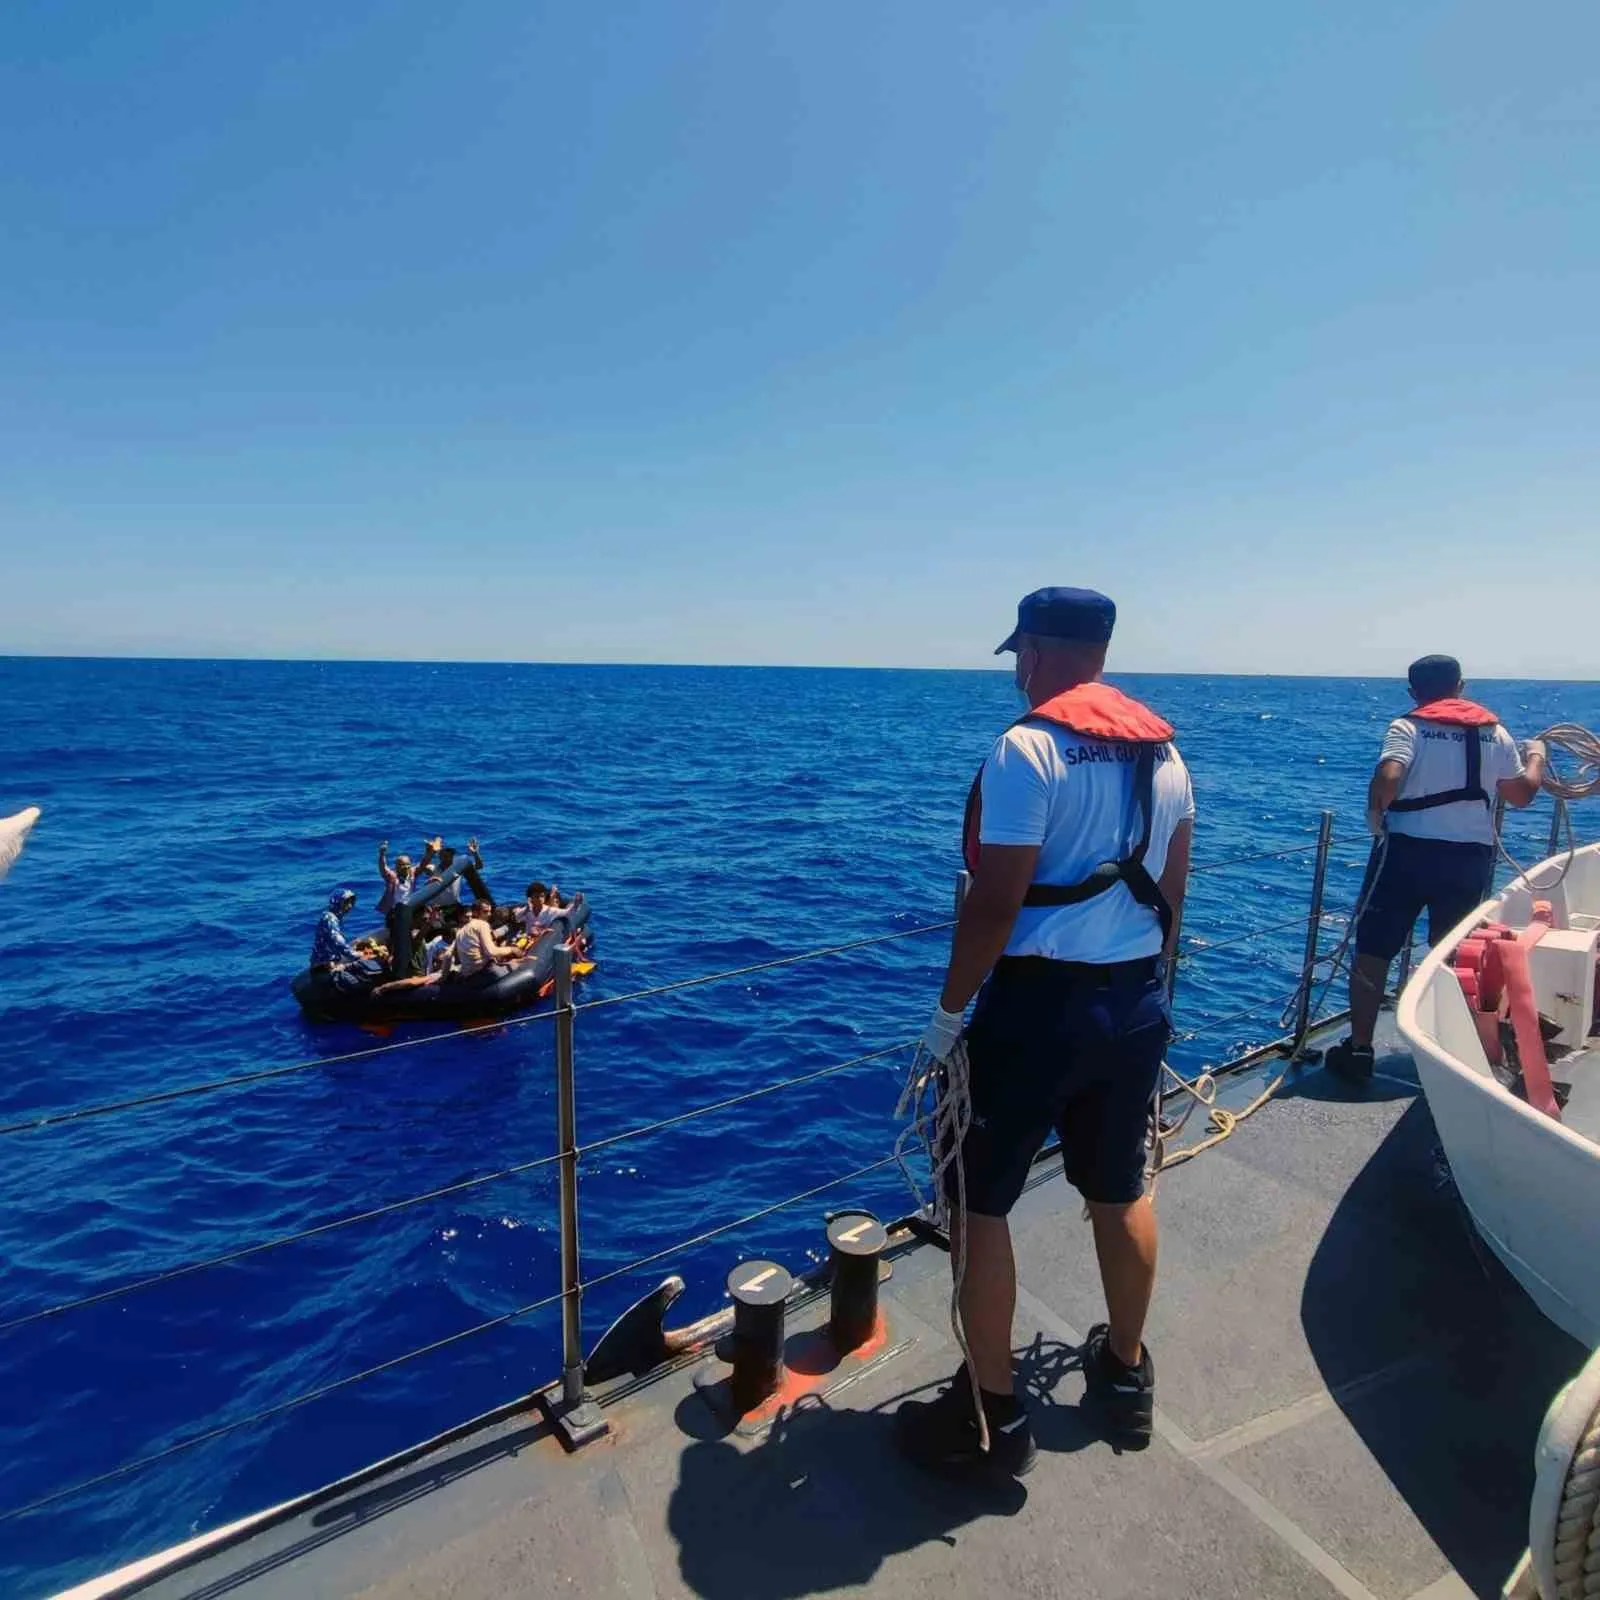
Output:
[1552, 1404, 1600, 1599]
[1534, 723, 1600, 805]
[1496, 723, 1600, 892]
[1536, 1347, 1600, 1599]
[893, 1038, 989, 1451]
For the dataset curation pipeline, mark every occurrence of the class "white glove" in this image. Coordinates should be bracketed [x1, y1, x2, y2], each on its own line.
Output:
[1523, 738, 1548, 762]
[921, 1004, 965, 1063]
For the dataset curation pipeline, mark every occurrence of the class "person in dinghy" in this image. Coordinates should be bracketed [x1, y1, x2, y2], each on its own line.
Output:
[1326, 653, 1547, 1085]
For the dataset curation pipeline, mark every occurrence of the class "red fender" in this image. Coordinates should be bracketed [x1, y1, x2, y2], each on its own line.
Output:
[1451, 911, 1561, 1120]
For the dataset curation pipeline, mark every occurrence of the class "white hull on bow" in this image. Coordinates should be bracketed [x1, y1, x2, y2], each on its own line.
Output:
[1397, 841, 1600, 1347]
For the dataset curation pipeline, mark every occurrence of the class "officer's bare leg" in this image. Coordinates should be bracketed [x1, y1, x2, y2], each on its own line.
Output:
[950, 1208, 1017, 1394]
[1348, 953, 1389, 1049]
[1088, 1195, 1157, 1367]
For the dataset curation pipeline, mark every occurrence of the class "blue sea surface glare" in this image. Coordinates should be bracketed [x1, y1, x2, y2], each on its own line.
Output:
[2, 660, 1596, 1595]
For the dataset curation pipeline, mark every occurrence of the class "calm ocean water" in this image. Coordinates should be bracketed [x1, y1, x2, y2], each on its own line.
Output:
[3, 659, 1596, 1594]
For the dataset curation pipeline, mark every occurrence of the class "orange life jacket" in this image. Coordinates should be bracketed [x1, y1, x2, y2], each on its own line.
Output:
[962, 683, 1177, 942]
[1388, 697, 1500, 815]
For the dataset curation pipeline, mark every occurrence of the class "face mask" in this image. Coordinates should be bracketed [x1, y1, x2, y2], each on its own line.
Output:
[1014, 653, 1035, 713]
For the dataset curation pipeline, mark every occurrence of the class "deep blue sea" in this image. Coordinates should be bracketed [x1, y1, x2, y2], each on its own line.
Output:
[3, 660, 1596, 1595]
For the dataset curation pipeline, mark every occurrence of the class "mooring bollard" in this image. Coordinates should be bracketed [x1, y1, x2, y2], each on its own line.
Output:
[826, 1211, 887, 1351]
[726, 1259, 791, 1410]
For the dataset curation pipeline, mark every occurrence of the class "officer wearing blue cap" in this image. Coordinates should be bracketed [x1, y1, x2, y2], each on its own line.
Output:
[897, 587, 1194, 1476]
[1326, 654, 1545, 1084]
[993, 585, 1118, 654]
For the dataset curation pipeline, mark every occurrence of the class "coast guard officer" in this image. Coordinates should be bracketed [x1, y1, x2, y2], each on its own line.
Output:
[1326, 654, 1544, 1084]
[897, 587, 1194, 1475]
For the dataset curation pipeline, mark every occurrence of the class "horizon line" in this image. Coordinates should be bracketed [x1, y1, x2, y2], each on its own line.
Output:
[2, 652, 1596, 685]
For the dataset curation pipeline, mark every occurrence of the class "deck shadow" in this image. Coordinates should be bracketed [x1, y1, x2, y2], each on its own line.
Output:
[1012, 1331, 1101, 1455]
[666, 1393, 1026, 1599]
[1298, 1097, 1585, 1596]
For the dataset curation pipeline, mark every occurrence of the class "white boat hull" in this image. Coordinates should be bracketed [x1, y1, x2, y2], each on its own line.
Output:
[1396, 841, 1600, 1349]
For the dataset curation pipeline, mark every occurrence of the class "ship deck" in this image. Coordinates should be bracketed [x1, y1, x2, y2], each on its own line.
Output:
[73, 1018, 1588, 1600]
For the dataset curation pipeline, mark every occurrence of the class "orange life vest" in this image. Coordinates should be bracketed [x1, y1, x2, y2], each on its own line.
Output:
[962, 683, 1177, 941]
[1389, 697, 1500, 815]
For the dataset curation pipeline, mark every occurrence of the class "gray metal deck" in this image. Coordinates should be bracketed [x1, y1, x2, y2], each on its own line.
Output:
[108, 1023, 1587, 1600]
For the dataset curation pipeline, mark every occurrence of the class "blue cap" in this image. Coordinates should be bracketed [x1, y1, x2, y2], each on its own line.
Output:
[329, 889, 356, 912]
[995, 587, 1116, 654]
[1408, 654, 1462, 700]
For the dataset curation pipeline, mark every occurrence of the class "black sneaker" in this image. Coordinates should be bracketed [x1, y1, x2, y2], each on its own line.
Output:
[1081, 1324, 1154, 1449]
[894, 1367, 1037, 1478]
[1325, 1038, 1375, 1085]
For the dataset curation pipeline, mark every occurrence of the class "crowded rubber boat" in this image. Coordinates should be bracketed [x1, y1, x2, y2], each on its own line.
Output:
[290, 835, 594, 1023]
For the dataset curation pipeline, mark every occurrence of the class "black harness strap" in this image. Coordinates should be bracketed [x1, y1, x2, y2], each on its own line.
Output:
[1388, 717, 1490, 813]
[1020, 742, 1174, 944]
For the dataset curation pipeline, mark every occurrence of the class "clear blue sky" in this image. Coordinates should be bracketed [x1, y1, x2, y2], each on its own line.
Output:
[2, 1, 1596, 674]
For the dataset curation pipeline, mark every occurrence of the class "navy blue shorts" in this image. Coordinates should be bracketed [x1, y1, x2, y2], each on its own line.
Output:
[1354, 833, 1493, 961]
[944, 955, 1170, 1214]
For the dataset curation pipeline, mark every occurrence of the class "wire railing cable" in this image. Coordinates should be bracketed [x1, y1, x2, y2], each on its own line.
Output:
[0, 922, 954, 1141]
[0, 1149, 568, 1338]
[1175, 985, 1305, 1044]
[579, 1154, 902, 1295]
[0, 1010, 559, 1140]
[574, 921, 956, 1015]
[3, 1044, 918, 1337]
[0, 1286, 567, 1525]
[4, 1152, 909, 1523]
[1190, 842, 1320, 875]
[576, 1043, 915, 1160]
[1174, 912, 1319, 962]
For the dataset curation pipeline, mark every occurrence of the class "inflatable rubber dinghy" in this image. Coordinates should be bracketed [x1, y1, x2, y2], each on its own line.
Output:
[290, 897, 593, 1024]
[0, 807, 40, 882]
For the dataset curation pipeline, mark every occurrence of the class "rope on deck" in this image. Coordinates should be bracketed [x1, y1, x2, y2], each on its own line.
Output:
[1148, 1059, 1288, 1184]
[892, 1037, 988, 1451]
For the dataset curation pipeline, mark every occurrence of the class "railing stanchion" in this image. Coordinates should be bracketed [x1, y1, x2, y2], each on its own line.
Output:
[1547, 804, 1563, 858]
[1395, 933, 1415, 995]
[540, 944, 609, 1447]
[556, 947, 582, 1402]
[1291, 811, 1334, 1058]
[1490, 795, 1507, 896]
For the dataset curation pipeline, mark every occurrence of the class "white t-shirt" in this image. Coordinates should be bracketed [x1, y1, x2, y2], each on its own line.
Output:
[514, 900, 570, 934]
[978, 725, 1195, 962]
[1380, 717, 1523, 845]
